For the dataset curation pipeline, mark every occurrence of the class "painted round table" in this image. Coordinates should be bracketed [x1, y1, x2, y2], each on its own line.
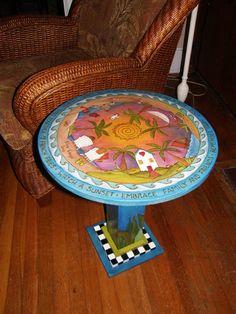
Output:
[38, 89, 218, 276]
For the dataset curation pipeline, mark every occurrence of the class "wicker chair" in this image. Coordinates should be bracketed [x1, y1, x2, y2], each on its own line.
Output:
[0, 0, 199, 199]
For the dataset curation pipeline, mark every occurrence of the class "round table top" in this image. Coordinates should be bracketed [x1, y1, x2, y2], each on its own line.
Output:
[38, 89, 218, 206]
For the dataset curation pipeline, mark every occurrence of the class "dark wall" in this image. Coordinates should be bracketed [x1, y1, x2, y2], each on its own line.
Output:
[192, 0, 236, 115]
[0, 0, 64, 17]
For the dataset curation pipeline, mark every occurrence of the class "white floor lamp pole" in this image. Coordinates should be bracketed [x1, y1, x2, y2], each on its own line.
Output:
[63, 0, 73, 15]
[177, 5, 199, 102]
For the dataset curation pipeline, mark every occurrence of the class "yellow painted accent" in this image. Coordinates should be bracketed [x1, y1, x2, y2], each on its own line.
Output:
[101, 226, 148, 257]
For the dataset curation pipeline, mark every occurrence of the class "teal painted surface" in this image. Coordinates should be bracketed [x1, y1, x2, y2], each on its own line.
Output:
[38, 89, 218, 206]
[106, 204, 145, 249]
[87, 222, 164, 277]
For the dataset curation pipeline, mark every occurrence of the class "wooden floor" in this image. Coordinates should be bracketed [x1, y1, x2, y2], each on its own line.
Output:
[1, 79, 236, 313]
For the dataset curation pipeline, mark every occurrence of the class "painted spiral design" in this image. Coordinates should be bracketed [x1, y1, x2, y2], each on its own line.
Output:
[113, 123, 141, 140]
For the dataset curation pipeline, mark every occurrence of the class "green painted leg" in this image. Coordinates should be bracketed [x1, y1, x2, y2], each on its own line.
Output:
[105, 204, 146, 251]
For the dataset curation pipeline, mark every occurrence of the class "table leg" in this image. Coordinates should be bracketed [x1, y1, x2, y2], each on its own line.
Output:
[87, 204, 164, 277]
[105, 204, 146, 251]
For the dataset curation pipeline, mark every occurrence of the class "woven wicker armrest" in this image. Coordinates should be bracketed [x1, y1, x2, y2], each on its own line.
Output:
[0, 15, 79, 61]
[135, 0, 199, 65]
[13, 57, 140, 134]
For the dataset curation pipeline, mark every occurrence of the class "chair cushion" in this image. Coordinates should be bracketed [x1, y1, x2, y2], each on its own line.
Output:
[0, 48, 92, 150]
[76, 0, 167, 58]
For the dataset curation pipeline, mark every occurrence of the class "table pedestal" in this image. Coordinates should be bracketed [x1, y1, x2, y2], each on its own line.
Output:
[38, 89, 218, 277]
[87, 205, 163, 277]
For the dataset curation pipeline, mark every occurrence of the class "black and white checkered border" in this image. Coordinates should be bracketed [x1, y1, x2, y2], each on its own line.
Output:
[94, 223, 156, 268]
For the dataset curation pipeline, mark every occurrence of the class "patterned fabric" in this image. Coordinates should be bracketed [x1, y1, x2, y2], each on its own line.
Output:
[0, 0, 167, 150]
[0, 48, 92, 150]
[75, 0, 167, 58]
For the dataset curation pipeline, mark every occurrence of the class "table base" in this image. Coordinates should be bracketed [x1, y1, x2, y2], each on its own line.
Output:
[87, 221, 164, 277]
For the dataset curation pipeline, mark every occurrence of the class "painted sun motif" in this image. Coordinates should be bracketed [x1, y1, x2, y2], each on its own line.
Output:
[57, 95, 201, 185]
[113, 123, 141, 140]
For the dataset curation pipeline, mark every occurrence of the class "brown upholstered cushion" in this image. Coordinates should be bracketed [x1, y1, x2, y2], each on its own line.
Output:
[0, 48, 92, 150]
[76, 0, 167, 58]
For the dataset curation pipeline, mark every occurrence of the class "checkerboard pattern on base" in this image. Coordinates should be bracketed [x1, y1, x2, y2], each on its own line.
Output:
[94, 223, 156, 267]
[87, 221, 164, 277]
